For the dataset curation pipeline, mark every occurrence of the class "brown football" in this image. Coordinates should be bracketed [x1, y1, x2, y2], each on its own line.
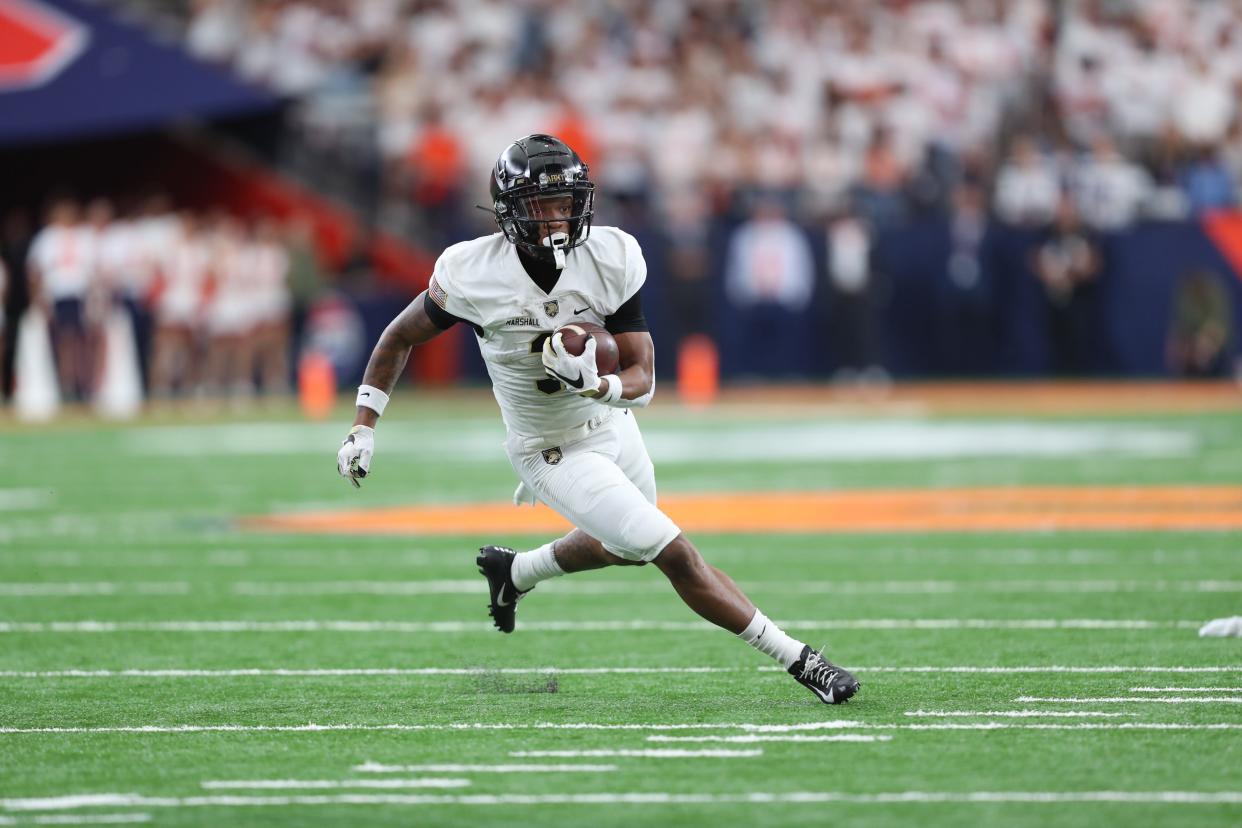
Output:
[556, 322, 620, 375]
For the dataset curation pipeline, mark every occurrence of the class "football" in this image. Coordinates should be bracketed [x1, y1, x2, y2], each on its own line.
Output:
[557, 322, 620, 375]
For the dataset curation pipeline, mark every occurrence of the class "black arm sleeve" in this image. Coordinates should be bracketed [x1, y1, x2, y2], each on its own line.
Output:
[422, 290, 462, 330]
[604, 289, 649, 335]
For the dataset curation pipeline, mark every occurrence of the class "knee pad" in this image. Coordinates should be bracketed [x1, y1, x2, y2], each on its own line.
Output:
[606, 505, 680, 563]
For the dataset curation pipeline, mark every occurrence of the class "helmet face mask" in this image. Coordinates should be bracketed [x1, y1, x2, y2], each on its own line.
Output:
[491, 135, 594, 266]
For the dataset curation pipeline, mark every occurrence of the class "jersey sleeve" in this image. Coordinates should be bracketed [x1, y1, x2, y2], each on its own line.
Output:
[427, 252, 480, 324]
[604, 288, 648, 334]
[422, 290, 460, 330]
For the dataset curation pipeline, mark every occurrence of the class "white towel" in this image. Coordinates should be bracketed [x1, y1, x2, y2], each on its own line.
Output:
[1199, 616, 1242, 637]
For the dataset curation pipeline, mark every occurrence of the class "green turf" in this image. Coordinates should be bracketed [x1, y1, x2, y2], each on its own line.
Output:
[1, 394, 1240, 827]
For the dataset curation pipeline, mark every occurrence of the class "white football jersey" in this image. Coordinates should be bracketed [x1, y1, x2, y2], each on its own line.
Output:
[429, 226, 645, 437]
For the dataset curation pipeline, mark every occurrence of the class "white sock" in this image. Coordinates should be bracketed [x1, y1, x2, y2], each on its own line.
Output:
[509, 542, 565, 592]
[738, 609, 806, 669]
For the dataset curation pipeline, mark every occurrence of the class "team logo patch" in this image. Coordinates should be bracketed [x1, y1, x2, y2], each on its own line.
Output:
[543, 300, 559, 317]
[541, 447, 563, 465]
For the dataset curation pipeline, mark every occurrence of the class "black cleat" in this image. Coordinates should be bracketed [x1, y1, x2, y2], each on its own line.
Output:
[788, 645, 860, 704]
[476, 545, 529, 633]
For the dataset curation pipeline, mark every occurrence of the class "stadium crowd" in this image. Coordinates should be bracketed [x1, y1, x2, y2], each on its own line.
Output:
[178, 0, 1241, 232]
[4, 0, 1240, 413]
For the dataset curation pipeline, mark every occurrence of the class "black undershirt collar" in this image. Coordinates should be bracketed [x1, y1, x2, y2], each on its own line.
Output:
[517, 248, 562, 295]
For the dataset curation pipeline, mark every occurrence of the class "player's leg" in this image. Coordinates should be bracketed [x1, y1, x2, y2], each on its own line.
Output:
[478, 421, 672, 632]
[613, 410, 860, 703]
[653, 534, 859, 703]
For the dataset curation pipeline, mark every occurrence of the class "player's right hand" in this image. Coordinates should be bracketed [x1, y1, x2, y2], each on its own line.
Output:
[337, 425, 375, 488]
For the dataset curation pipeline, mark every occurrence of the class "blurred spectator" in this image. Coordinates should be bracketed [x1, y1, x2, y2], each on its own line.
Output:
[150, 212, 210, 398]
[938, 181, 994, 374]
[250, 217, 293, 396]
[663, 188, 712, 348]
[724, 198, 814, 378]
[1167, 269, 1235, 378]
[1178, 147, 1237, 215]
[1031, 196, 1101, 375]
[993, 136, 1061, 226]
[201, 213, 251, 399]
[825, 212, 882, 381]
[1173, 55, 1235, 148]
[285, 213, 327, 371]
[403, 102, 466, 247]
[1, 210, 33, 402]
[28, 199, 95, 401]
[1072, 135, 1152, 232]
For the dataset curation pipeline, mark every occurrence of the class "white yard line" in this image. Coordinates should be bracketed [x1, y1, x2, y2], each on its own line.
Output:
[903, 711, 1134, 718]
[6, 720, 1242, 736]
[507, 750, 762, 758]
[0, 619, 1204, 633]
[3, 666, 1238, 679]
[0, 488, 54, 511]
[852, 666, 1242, 673]
[1129, 687, 1242, 693]
[0, 817, 151, 826]
[1016, 696, 1242, 704]
[227, 580, 1242, 595]
[354, 763, 618, 773]
[3, 791, 1242, 811]
[200, 779, 470, 790]
[613, 735, 891, 744]
[1, 580, 1237, 598]
[0, 584, 189, 597]
[0, 668, 748, 678]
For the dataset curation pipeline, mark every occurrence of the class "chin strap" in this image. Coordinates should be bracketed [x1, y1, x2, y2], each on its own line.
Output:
[542, 231, 570, 269]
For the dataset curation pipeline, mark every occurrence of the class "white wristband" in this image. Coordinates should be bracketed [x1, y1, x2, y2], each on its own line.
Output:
[356, 384, 390, 416]
[598, 374, 623, 403]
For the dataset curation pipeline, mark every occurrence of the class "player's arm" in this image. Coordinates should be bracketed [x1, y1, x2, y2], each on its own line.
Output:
[338, 289, 454, 487]
[543, 287, 656, 408]
[351, 290, 447, 427]
[592, 331, 653, 402]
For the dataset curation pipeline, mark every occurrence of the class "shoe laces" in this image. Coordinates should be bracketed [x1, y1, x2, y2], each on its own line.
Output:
[799, 649, 841, 687]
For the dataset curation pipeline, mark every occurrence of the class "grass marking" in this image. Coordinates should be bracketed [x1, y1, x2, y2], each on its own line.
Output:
[853, 666, 1242, 673]
[3, 666, 1239, 679]
[0, 583, 189, 597]
[903, 711, 1134, 718]
[0, 619, 1204, 633]
[5, 579, 1242, 598]
[354, 763, 618, 773]
[1016, 696, 1242, 704]
[227, 579, 1242, 595]
[1129, 687, 1242, 693]
[507, 750, 762, 758]
[4, 792, 1242, 810]
[200, 779, 471, 790]
[7, 720, 1242, 736]
[0, 817, 152, 826]
[607, 735, 891, 744]
[248, 484, 1242, 535]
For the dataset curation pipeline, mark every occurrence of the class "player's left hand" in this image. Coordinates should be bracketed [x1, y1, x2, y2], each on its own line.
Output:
[337, 425, 374, 488]
[542, 332, 601, 396]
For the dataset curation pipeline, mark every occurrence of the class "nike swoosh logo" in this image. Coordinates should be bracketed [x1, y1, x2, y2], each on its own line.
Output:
[549, 368, 584, 389]
[361, 392, 371, 397]
[574, 306, 590, 314]
[496, 584, 511, 607]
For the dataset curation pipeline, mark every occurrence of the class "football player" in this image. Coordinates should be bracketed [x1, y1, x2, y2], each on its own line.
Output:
[338, 135, 859, 704]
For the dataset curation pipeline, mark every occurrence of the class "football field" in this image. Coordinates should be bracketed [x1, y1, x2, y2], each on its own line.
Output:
[2, 384, 1241, 827]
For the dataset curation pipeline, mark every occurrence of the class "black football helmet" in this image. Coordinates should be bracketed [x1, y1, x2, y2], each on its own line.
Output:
[490, 134, 594, 267]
